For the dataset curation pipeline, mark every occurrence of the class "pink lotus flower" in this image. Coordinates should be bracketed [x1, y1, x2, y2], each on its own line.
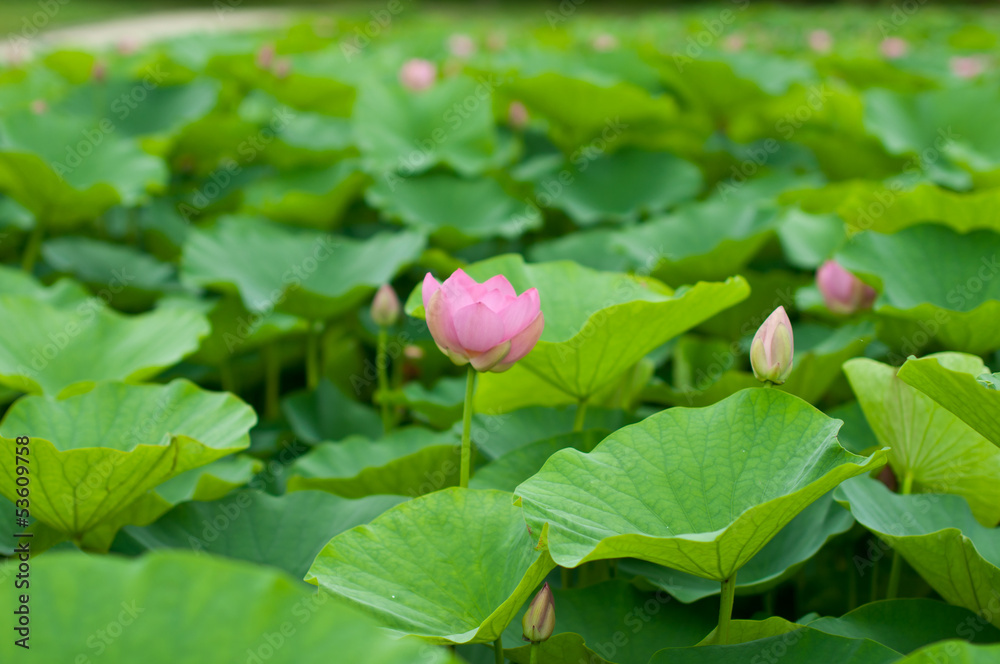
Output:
[879, 37, 908, 59]
[92, 60, 107, 83]
[422, 270, 544, 373]
[116, 38, 139, 56]
[399, 58, 437, 92]
[950, 55, 986, 79]
[448, 34, 476, 58]
[256, 43, 275, 69]
[29, 99, 47, 114]
[508, 100, 529, 129]
[817, 260, 876, 314]
[750, 306, 794, 385]
[808, 29, 833, 54]
[273, 58, 292, 79]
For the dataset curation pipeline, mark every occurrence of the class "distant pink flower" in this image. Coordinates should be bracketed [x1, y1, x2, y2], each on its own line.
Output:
[256, 43, 275, 69]
[273, 58, 292, 79]
[508, 100, 528, 129]
[879, 37, 908, 59]
[486, 31, 507, 52]
[723, 34, 746, 52]
[950, 55, 986, 79]
[422, 270, 544, 373]
[817, 260, 876, 315]
[592, 33, 618, 52]
[29, 99, 47, 114]
[808, 29, 833, 54]
[399, 58, 437, 91]
[92, 60, 107, 83]
[116, 38, 139, 56]
[448, 34, 476, 58]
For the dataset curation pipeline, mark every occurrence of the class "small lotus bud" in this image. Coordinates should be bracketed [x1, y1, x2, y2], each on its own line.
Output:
[486, 31, 507, 52]
[92, 60, 107, 83]
[508, 101, 528, 129]
[257, 43, 275, 69]
[371, 284, 401, 327]
[808, 29, 833, 54]
[30, 99, 47, 114]
[116, 38, 139, 56]
[591, 33, 618, 52]
[522, 583, 555, 643]
[879, 37, 908, 59]
[723, 34, 746, 52]
[273, 58, 292, 79]
[816, 260, 876, 315]
[951, 56, 986, 79]
[399, 58, 437, 92]
[403, 345, 424, 361]
[750, 306, 794, 385]
[448, 34, 476, 59]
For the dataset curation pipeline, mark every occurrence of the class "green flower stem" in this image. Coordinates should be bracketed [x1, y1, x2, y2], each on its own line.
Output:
[573, 399, 588, 432]
[377, 327, 392, 434]
[263, 342, 281, 420]
[460, 366, 476, 488]
[305, 320, 320, 389]
[529, 642, 539, 664]
[21, 222, 44, 273]
[886, 471, 915, 599]
[717, 573, 737, 645]
[494, 636, 504, 664]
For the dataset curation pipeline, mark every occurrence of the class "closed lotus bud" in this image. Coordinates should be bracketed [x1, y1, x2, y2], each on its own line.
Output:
[371, 284, 401, 327]
[256, 43, 275, 69]
[522, 583, 555, 643]
[403, 345, 424, 361]
[508, 101, 528, 129]
[591, 33, 618, 52]
[879, 37, 908, 59]
[92, 60, 107, 83]
[750, 306, 794, 385]
[448, 34, 476, 59]
[808, 29, 833, 54]
[817, 260, 876, 315]
[399, 58, 437, 92]
[422, 269, 543, 373]
[273, 58, 292, 79]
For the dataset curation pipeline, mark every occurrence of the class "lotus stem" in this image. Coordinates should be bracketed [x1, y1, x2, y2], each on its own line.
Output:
[886, 471, 914, 599]
[460, 366, 476, 488]
[529, 642, 539, 664]
[21, 222, 44, 273]
[377, 327, 392, 434]
[494, 636, 504, 664]
[573, 399, 588, 432]
[717, 573, 737, 645]
[263, 343, 281, 420]
[305, 320, 320, 389]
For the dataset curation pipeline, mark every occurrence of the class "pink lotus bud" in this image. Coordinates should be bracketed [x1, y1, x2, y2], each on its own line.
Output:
[723, 34, 746, 52]
[116, 38, 139, 56]
[508, 101, 528, 129]
[422, 269, 544, 373]
[256, 43, 275, 69]
[816, 260, 876, 315]
[403, 345, 424, 361]
[592, 33, 618, 52]
[29, 99, 47, 114]
[399, 58, 437, 92]
[522, 583, 555, 643]
[273, 58, 292, 79]
[750, 306, 794, 385]
[448, 34, 476, 59]
[371, 284, 401, 327]
[879, 37, 908, 59]
[808, 29, 833, 54]
[950, 56, 986, 79]
[92, 60, 107, 83]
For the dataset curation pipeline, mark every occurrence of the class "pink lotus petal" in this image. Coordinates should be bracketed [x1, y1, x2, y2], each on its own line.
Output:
[480, 274, 516, 298]
[427, 290, 463, 354]
[494, 312, 544, 370]
[500, 288, 541, 338]
[452, 302, 507, 353]
[421, 273, 441, 311]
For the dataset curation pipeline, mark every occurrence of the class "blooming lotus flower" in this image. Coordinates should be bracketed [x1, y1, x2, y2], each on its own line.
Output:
[817, 260, 876, 315]
[750, 306, 794, 385]
[808, 29, 833, 54]
[879, 37, 908, 59]
[522, 583, 555, 643]
[950, 56, 986, 79]
[371, 284, 401, 327]
[399, 58, 437, 91]
[422, 270, 543, 373]
[508, 100, 529, 129]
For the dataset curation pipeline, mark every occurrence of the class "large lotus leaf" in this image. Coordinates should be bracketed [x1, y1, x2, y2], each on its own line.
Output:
[836, 224, 1000, 354]
[0, 110, 167, 225]
[286, 428, 460, 498]
[181, 215, 425, 319]
[865, 87, 1000, 172]
[532, 148, 702, 226]
[367, 173, 537, 246]
[806, 599, 1000, 654]
[0, 264, 91, 307]
[844, 356, 1000, 525]
[514, 388, 885, 579]
[282, 379, 382, 444]
[900, 642, 1000, 664]
[241, 162, 369, 229]
[470, 431, 607, 493]
[0, 551, 454, 664]
[114, 490, 403, 579]
[182, 293, 308, 366]
[620, 491, 854, 603]
[462, 405, 626, 461]
[0, 295, 209, 395]
[406, 254, 749, 408]
[397, 376, 466, 428]
[497, 580, 716, 664]
[528, 228, 632, 272]
[836, 476, 1000, 628]
[777, 208, 848, 269]
[153, 454, 263, 504]
[897, 353, 1000, 450]
[0, 380, 255, 548]
[306, 488, 555, 644]
[353, 75, 506, 176]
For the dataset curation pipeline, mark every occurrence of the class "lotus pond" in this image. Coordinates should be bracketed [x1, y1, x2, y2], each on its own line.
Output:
[1, 3, 1000, 663]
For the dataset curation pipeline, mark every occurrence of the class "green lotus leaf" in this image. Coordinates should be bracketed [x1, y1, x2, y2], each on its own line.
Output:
[286, 427, 460, 498]
[897, 353, 1000, 450]
[806, 599, 1000, 654]
[0, 295, 209, 396]
[470, 431, 606, 492]
[836, 476, 1000, 629]
[114, 490, 404, 579]
[0, 551, 454, 664]
[306, 488, 555, 644]
[154, 454, 263, 504]
[900, 642, 1000, 664]
[241, 162, 370, 229]
[514, 388, 885, 579]
[0, 380, 255, 549]
[844, 356, 1000, 525]
[0, 264, 91, 307]
[620, 491, 854, 603]
[462, 405, 626, 461]
[367, 173, 537, 246]
[531, 148, 702, 226]
[406, 255, 749, 409]
[397, 376, 466, 428]
[777, 209, 848, 269]
[182, 293, 308, 366]
[282, 379, 382, 444]
[181, 215, 425, 320]
[497, 580, 716, 664]
[836, 224, 1000, 354]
